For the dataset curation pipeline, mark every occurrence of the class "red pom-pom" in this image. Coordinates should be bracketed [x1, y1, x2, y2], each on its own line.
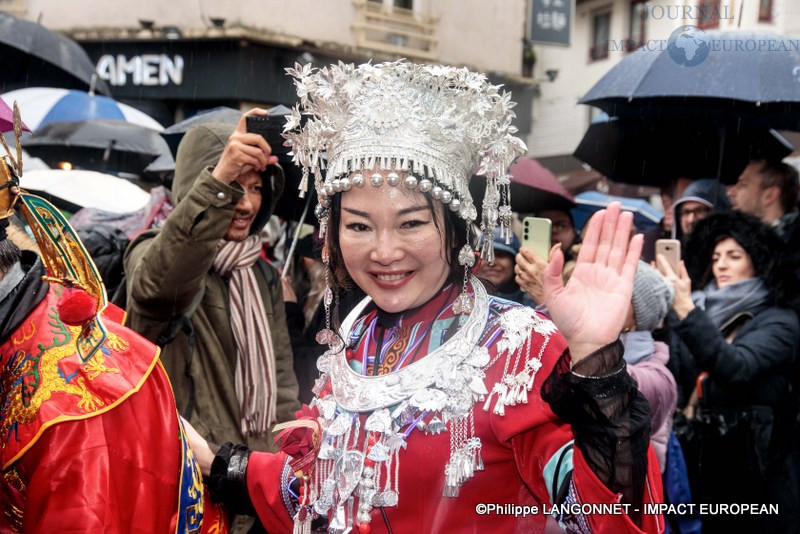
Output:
[56, 288, 97, 326]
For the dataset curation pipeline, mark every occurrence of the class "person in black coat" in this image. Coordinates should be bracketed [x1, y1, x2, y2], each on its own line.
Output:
[658, 211, 799, 533]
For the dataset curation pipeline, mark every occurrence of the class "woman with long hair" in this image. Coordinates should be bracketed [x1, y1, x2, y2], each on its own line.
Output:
[186, 61, 662, 533]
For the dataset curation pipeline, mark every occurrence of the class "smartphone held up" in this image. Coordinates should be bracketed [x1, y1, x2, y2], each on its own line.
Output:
[245, 115, 291, 157]
[655, 239, 681, 275]
[521, 217, 552, 260]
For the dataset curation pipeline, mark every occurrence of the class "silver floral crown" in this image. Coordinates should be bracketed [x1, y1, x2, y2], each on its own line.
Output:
[283, 60, 527, 261]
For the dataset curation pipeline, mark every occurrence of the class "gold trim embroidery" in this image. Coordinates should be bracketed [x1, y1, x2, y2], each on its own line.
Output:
[1, 467, 26, 531]
[10, 321, 34, 347]
[0, 311, 117, 447]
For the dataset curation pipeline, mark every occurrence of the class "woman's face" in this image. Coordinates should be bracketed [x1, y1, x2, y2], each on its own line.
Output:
[338, 171, 450, 312]
[712, 237, 756, 288]
[478, 250, 514, 288]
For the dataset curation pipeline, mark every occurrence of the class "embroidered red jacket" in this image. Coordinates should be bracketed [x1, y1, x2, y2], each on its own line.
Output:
[0, 285, 225, 533]
[246, 289, 664, 533]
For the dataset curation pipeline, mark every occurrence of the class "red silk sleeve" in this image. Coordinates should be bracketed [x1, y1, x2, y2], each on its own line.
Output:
[246, 451, 294, 534]
[574, 446, 665, 533]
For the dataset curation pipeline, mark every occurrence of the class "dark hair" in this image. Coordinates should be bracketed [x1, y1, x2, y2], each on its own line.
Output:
[324, 190, 469, 293]
[753, 160, 800, 214]
[685, 211, 787, 302]
[0, 236, 22, 274]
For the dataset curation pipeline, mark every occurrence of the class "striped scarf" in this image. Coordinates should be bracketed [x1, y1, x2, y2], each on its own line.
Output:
[213, 235, 277, 436]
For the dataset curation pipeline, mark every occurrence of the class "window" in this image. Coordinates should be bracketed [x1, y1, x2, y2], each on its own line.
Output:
[759, 0, 773, 22]
[628, 1, 648, 50]
[697, 0, 721, 29]
[590, 11, 611, 61]
[368, 0, 413, 11]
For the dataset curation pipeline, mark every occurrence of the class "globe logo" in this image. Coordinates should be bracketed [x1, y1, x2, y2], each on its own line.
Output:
[667, 25, 711, 67]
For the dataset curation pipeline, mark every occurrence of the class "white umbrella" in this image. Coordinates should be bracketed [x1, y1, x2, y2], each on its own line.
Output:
[21, 169, 151, 214]
[1, 87, 163, 131]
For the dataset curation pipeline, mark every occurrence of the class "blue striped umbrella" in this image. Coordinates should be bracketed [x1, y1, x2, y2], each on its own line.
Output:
[0, 87, 163, 131]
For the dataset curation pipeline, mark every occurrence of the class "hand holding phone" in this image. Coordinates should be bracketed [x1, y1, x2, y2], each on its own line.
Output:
[654, 238, 695, 319]
[655, 239, 680, 276]
[212, 109, 276, 184]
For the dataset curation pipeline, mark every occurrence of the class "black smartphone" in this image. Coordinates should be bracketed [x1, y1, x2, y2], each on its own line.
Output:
[245, 115, 291, 156]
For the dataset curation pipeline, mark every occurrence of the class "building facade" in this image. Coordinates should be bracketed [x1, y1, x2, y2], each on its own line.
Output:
[6, 0, 537, 134]
[527, 0, 799, 192]
[4, 0, 797, 188]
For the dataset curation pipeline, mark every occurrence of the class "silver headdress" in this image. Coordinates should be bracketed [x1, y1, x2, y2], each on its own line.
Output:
[283, 60, 527, 313]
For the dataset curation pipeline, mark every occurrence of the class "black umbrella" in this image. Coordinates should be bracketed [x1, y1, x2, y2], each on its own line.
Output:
[0, 13, 110, 95]
[161, 106, 244, 155]
[580, 29, 800, 131]
[574, 118, 797, 185]
[23, 119, 170, 175]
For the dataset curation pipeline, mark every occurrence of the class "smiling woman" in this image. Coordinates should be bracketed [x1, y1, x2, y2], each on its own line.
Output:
[327, 178, 468, 306]
[338, 177, 450, 312]
[187, 60, 664, 534]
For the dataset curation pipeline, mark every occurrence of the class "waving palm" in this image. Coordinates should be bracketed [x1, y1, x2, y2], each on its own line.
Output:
[543, 202, 643, 362]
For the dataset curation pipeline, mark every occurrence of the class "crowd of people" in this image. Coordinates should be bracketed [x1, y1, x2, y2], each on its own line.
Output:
[3, 59, 800, 534]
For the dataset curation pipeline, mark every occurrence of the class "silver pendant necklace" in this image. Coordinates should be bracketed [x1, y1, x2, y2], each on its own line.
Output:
[312, 277, 492, 531]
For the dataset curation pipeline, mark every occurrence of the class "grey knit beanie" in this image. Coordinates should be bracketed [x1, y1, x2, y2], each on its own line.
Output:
[632, 261, 674, 332]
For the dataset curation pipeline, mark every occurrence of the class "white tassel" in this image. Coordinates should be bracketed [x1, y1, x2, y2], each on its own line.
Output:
[298, 169, 309, 197]
[492, 384, 507, 415]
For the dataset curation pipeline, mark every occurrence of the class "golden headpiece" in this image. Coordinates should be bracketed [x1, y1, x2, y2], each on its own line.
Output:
[2, 102, 108, 362]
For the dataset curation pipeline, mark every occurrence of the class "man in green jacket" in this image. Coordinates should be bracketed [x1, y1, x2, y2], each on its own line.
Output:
[124, 111, 300, 532]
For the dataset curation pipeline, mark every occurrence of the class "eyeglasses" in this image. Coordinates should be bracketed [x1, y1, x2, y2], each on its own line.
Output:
[678, 206, 711, 219]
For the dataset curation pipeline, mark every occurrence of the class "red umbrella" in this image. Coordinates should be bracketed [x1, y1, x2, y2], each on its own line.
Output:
[470, 157, 575, 215]
[0, 99, 29, 133]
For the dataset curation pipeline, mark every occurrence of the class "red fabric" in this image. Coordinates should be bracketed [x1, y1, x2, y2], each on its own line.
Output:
[14, 366, 182, 533]
[0, 289, 161, 469]
[247, 451, 293, 532]
[247, 295, 664, 533]
[0, 286, 226, 534]
[102, 302, 127, 325]
[572, 446, 665, 533]
[55, 288, 98, 326]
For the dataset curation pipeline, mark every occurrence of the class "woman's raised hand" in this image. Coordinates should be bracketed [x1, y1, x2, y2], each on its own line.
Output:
[656, 255, 694, 320]
[543, 202, 642, 363]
